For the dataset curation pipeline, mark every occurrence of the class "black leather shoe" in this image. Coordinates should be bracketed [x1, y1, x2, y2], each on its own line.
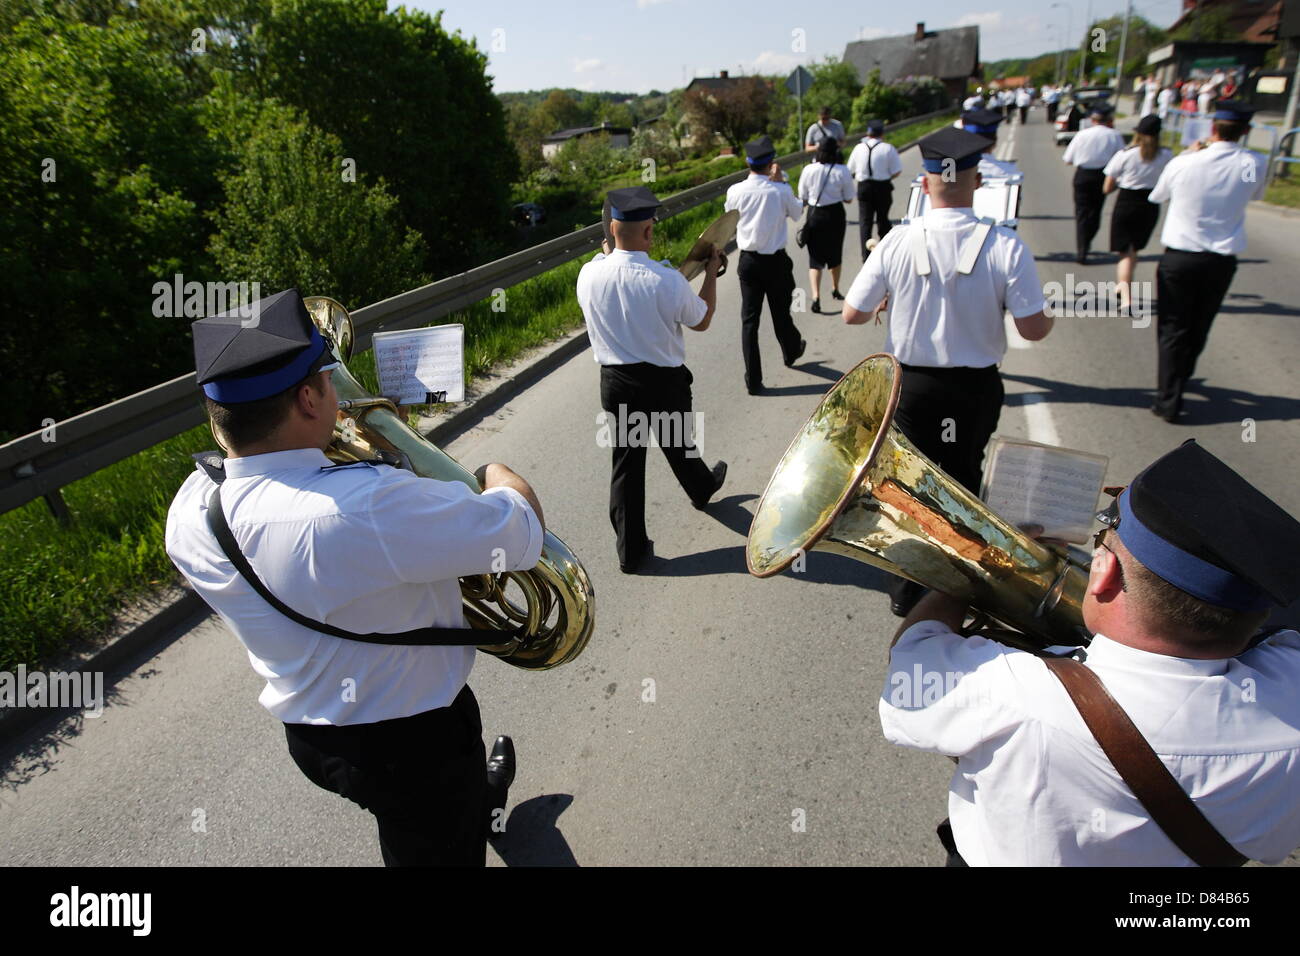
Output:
[889, 579, 926, 617]
[621, 539, 657, 574]
[785, 338, 807, 367]
[747, 383, 766, 396]
[811, 298, 821, 314]
[831, 289, 844, 301]
[1150, 402, 1179, 423]
[692, 461, 727, 510]
[486, 735, 516, 791]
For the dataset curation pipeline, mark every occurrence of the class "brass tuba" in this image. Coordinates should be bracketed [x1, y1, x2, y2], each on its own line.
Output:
[304, 296, 595, 669]
[746, 353, 1091, 650]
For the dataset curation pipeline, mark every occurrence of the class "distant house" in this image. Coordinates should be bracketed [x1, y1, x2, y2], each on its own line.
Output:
[681, 70, 748, 148]
[1167, 0, 1282, 45]
[541, 122, 632, 160]
[842, 22, 980, 104]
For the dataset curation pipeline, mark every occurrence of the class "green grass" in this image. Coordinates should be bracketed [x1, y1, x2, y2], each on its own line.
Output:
[0, 111, 951, 671]
[1264, 175, 1300, 209]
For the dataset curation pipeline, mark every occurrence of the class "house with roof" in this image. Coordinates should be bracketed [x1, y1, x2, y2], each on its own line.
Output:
[541, 122, 633, 160]
[842, 22, 981, 103]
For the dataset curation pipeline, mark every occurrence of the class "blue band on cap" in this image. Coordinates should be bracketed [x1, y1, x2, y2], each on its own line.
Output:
[1116, 490, 1270, 611]
[1213, 109, 1251, 122]
[746, 152, 776, 167]
[610, 206, 656, 221]
[202, 326, 330, 404]
[963, 124, 998, 135]
[922, 155, 980, 174]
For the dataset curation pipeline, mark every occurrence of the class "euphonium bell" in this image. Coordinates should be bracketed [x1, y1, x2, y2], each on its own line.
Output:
[746, 353, 1090, 648]
[303, 296, 595, 669]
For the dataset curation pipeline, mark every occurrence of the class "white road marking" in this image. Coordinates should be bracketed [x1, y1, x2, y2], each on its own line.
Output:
[1021, 392, 1062, 446]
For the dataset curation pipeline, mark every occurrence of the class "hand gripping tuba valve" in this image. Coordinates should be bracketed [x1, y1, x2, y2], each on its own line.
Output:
[746, 353, 1091, 650]
[304, 296, 595, 669]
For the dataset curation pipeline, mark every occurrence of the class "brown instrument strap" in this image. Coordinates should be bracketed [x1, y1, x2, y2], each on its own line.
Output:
[1042, 656, 1248, 867]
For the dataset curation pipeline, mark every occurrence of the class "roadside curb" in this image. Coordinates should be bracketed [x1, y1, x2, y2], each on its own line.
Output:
[0, 327, 593, 747]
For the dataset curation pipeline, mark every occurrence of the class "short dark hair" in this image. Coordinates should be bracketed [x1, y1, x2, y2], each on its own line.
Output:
[203, 371, 326, 451]
[1111, 534, 1267, 648]
[1213, 118, 1247, 142]
[819, 106, 831, 115]
[815, 136, 840, 164]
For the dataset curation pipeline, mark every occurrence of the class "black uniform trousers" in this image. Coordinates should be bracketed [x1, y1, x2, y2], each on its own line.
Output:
[894, 364, 1004, 497]
[1153, 248, 1237, 418]
[1046, 101, 1058, 123]
[1072, 167, 1107, 258]
[600, 362, 715, 569]
[857, 179, 894, 255]
[737, 249, 803, 391]
[284, 683, 503, 866]
[1018, 105, 1029, 124]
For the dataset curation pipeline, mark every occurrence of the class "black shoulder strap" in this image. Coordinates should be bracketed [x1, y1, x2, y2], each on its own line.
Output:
[199, 458, 520, 647]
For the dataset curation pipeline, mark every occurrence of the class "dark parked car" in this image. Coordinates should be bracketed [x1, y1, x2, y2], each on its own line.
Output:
[1055, 87, 1114, 145]
[512, 202, 547, 227]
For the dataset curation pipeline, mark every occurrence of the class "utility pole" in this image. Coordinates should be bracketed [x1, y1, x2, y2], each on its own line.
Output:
[1115, 0, 1132, 101]
[1079, 0, 1092, 86]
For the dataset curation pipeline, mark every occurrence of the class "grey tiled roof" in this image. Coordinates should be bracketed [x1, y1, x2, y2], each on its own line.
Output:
[843, 26, 980, 84]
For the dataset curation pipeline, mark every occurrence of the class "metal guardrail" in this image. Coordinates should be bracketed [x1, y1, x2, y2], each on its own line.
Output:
[1159, 108, 1285, 186]
[0, 108, 955, 521]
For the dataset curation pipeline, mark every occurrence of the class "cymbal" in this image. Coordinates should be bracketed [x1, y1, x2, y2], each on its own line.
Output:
[678, 209, 739, 281]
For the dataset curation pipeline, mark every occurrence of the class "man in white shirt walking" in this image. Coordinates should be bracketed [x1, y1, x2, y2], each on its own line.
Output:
[881, 440, 1300, 866]
[724, 135, 807, 395]
[1146, 101, 1268, 422]
[167, 288, 545, 866]
[842, 127, 1052, 615]
[1062, 100, 1125, 263]
[846, 118, 902, 259]
[577, 187, 727, 572]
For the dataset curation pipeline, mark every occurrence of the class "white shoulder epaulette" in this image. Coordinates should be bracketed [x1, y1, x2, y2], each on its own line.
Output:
[957, 217, 996, 276]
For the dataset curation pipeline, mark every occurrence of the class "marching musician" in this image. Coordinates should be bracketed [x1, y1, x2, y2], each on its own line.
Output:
[959, 108, 1018, 179]
[881, 441, 1300, 866]
[842, 128, 1052, 616]
[1062, 100, 1125, 265]
[576, 186, 728, 574]
[1102, 114, 1172, 315]
[165, 288, 544, 866]
[798, 135, 855, 314]
[724, 135, 808, 395]
[1146, 101, 1267, 423]
[846, 119, 902, 259]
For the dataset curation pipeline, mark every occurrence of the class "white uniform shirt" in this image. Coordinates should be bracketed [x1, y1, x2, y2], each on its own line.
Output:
[845, 206, 1045, 368]
[1044, 88, 1061, 105]
[724, 172, 803, 254]
[576, 249, 707, 366]
[1015, 89, 1032, 107]
[1062, 124, 1126, 169]
[798, 161, 855, 206]
[165, 448, 544, 725]
[1149, 141, 1267, 255]
[847, 137, 903, 182]
[1102, 145, 1173, 190]
[881, 623, 1300, 866]
[804, 118, 845, 147]
[962, 95, 985, 111]
[1157, 87, 1175, 117]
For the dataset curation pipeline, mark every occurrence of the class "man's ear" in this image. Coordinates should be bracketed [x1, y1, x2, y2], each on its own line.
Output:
[1087, 547, 1124, 601]
[643, 221, 654, 244]
[974, 170, 984, 190]
[922, 175, 932, 196]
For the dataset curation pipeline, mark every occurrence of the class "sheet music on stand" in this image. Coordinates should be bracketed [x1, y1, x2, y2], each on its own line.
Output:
[372, 324, 465, 406]
[980, 437, 1109, 544]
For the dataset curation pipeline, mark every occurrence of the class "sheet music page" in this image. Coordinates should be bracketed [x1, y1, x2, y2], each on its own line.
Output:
[980, 437, 1109, 543]
[372, 325, 465, 405]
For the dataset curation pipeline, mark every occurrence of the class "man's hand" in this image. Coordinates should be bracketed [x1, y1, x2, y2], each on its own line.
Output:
[474, 462, 545, 529]
[871, 295, 889, 324]
[709, 246, 725, 277]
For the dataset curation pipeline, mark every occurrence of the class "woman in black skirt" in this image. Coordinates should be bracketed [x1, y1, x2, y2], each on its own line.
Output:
[1103, 114, 1172, 314]
[798, 136, 855, 313]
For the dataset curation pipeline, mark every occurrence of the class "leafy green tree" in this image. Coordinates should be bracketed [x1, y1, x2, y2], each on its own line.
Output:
[802, 57, 863, 131]
[205, 91, 428, 315]
[0, 13, 208, 439]
[683, 76, 771, 154]
[850, 69, 911, 130]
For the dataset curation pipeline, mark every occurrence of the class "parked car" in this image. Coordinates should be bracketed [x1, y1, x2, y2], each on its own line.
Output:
[512, 202, 547, 227]
[1055, 87, 1114, 145]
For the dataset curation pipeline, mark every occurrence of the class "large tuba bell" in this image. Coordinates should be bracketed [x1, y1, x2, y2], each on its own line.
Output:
[304, 296, 595, 669]
[746, 353, 1091, 649]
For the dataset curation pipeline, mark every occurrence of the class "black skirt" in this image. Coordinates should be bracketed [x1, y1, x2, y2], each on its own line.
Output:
[805, 203, 847, 269]
[1110, 187, 1159, 253]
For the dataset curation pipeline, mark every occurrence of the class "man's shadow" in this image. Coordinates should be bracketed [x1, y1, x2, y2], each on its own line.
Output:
[1002, 373, 1300, 425]
[492, 793, 579, 866]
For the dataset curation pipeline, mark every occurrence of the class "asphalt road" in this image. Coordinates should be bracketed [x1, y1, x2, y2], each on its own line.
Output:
[3, 108, 1298, 867]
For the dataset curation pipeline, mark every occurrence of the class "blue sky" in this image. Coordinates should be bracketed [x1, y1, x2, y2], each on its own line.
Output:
[396, 0, 1188, 94]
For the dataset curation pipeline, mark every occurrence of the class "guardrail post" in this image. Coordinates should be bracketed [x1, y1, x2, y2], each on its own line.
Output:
[44, 490, 72, 525]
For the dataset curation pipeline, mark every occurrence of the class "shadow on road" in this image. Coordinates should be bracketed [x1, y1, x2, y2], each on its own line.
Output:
[1003, 373, 1300, 425]
[793, 360, 846, 383]
[493, 793, 579, 866]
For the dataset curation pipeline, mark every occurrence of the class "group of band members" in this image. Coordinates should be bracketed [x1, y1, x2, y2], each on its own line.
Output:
[1063, 98, 1268, 422]
[160, 99, 1298, 868]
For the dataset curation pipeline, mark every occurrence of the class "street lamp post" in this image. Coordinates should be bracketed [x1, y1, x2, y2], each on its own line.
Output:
[1051, 2, 1072, 88]
[1079, 0, 1092, 87]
